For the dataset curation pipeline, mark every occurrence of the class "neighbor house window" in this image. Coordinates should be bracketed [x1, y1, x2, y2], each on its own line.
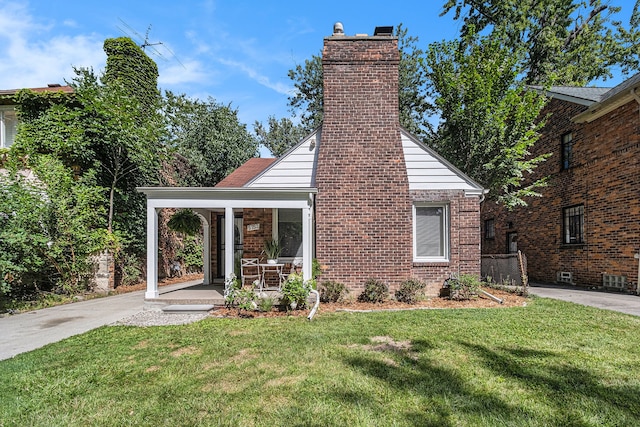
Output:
[563, 205, 584, 244]
[561, 132, 573, 170]
[413, 204, 449, 262]
[484, 219, 495, 239]
[0, 107, 17, 149]
[275, 209, 302, 258]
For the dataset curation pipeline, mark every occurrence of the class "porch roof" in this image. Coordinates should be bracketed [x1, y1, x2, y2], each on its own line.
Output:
[137, 186, 317, 209]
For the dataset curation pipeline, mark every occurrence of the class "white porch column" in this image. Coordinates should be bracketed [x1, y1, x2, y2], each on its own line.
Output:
[302, 205, 312, 282]
[202, 221, 211, 285]
[224, 207, 235, 281]
[145, 205, 159, 299]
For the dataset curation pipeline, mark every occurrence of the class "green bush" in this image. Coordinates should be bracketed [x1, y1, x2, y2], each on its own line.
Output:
[446, 274, 481, 300]
[257, 296, 275, 312]
[358, 279, 389, 303]
[395, 278, 426, 304]
[319, 281, 347, 303]
[281, 273, 312, 309]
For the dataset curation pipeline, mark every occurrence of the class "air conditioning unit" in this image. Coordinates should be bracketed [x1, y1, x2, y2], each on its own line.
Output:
[602, 274, 626, 290]
[556, 271, 574, 285]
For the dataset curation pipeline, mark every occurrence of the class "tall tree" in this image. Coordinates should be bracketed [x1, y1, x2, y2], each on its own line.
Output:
[164, 91, 258, 187]
[425, 31, 550, 208]
[441, 0, 640, 85]
[253, 116, 308, 157]
[286, 24, 433, 140]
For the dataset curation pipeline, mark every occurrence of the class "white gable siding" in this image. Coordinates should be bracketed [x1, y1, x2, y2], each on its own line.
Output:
[248, 131, 319, 188]
[402, 132, 479, 191]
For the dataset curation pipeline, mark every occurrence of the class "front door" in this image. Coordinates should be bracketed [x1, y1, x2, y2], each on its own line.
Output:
[217, 214, 243, 278]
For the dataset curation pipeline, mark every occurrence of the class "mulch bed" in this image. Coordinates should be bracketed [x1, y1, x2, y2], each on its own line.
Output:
[212, 287, 528, 319]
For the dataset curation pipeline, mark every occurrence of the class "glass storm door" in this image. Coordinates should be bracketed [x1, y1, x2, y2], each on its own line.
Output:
[217, 215, 243, 278]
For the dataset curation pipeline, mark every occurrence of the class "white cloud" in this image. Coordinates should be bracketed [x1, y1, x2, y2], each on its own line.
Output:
[0, 2, 105, 89]
[158, 59, 210, 86]
[217, 58, 293, 96]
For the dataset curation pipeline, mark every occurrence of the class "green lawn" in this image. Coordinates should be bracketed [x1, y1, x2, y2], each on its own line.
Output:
[1, 297, 639, 426]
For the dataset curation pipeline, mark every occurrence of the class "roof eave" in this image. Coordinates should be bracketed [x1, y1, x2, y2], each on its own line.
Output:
[573, 89, 639, 123]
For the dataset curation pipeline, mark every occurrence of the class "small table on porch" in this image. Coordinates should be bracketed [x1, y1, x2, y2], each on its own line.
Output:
[259, 263, 285, 291]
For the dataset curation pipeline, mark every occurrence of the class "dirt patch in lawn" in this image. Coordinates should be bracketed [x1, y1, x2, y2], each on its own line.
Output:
[212, 287, 527, 319]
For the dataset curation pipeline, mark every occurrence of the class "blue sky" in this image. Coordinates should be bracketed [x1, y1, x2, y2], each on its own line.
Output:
[0, 0, 637, 156]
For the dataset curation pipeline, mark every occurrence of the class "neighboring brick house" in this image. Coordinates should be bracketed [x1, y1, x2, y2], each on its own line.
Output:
[140, 24, 485, 299]
[481, 76, 640, 293]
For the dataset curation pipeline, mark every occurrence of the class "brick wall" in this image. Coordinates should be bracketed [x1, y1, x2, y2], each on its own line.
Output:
[209, 209, 273, 278]
[412, 190, 481, 295]
[316, 34, 413, 293]
[482, 98, 640, 291]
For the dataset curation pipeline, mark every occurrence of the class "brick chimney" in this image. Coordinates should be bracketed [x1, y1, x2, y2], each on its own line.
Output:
[315, 24, 412, 292]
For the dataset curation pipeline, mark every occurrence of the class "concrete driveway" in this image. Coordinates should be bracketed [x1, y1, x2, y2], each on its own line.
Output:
[529, 283, 640, 317]
[0, 280, 201, 361]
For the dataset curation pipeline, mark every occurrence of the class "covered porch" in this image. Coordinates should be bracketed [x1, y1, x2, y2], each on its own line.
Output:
[138, 187, 317, 301]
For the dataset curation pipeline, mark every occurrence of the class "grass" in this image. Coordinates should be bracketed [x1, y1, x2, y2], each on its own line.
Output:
[1, 297, 640, 426]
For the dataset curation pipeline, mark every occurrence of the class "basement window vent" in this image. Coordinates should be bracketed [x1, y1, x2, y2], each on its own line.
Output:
[556, 271, 574, 285]
[603, 274, 626, 290]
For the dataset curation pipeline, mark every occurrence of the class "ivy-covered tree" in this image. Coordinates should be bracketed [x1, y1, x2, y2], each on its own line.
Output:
[0, 155, 105, 301]
[425, 31, 550, 208]
[164, 91, 257, 187]
[3, 36, 166, 301]
[441, 0, 640, 85]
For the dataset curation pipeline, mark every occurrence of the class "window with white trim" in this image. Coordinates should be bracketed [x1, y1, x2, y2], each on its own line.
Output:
[0, 107, 17, 149]
[274, 208, 302, 258]
[413, 203, 449, 262]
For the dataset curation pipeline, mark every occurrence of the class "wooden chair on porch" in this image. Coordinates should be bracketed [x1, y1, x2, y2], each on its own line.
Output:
[240, 258, 261, 287]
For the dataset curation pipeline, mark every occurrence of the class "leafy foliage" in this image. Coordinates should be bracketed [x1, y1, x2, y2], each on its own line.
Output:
[281, 273, 312, 309]
[319, 281, 348, 303]
[253, 115, 309, 157]
[167, 209, 202, 236]
[103, 37, 160, 117]
[357, 278, 389, 303]
[425, 31, 550, 208]
[445, 273, 481, 301]
[174, 234, 204, 273]
[164, 91, 258, 187]
[0, 156, 105, 301]
[3, 36, 166, 305]
[395, 278, 427, 304]
[441, 0, 640, 85]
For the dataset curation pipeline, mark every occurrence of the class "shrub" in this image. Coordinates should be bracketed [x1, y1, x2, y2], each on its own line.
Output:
[446, 274, 481, 300]
[281, 273, 312, 309]
[319, 281, 347, 303]
[358, 279, 389, 303]
[395, 278, 426, 304]
[257, 296, 275, 312]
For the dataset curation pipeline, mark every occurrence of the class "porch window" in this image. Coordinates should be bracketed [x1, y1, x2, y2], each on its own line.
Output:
[563, 204, 584, 244]
[275, 208, 302, 258]
[413, 204, 449, 262]
[0, 108, 17, 149]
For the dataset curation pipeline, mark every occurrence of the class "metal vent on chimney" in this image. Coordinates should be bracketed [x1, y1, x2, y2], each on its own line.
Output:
[374, 26, 393, 36]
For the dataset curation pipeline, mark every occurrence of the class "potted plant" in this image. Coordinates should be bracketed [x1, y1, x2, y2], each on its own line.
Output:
[263, 238, 282, 264]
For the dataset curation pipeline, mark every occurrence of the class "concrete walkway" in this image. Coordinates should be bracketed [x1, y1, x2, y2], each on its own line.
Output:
[0, 280, 202, 361]
[529, 283, 640, 317]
